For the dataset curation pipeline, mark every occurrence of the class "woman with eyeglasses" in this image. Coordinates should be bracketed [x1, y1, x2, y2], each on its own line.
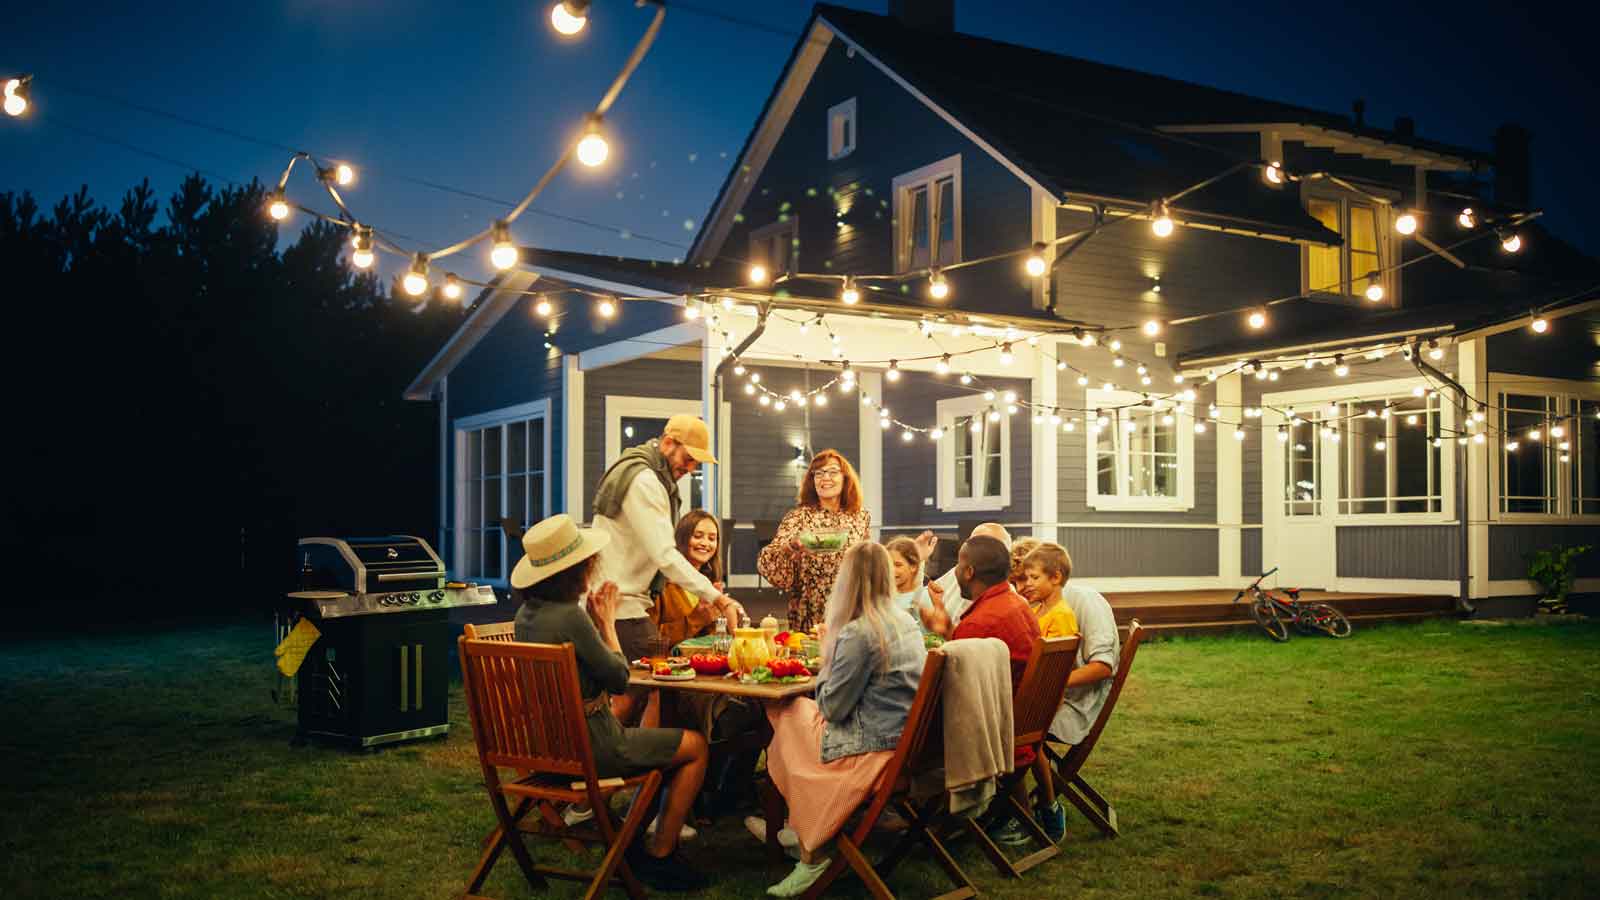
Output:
[756, 449, 872, 632]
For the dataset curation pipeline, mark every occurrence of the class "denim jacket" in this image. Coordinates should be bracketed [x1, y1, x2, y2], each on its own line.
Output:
[815, 609, 925, 763]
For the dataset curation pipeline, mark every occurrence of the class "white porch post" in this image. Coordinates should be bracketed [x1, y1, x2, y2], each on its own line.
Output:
[858, 371, 884, 541]
[562, 354, 585, 521]
[700, 336, 724, 519]
[1217, 372, 1243, 582]
[437, 375, 448, 565]
[1032, 342, 1059, 542]
[1460, 337, 1490, 599]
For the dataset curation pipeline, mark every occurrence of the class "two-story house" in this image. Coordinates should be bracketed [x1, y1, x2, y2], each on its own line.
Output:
[406, 1, 1599, 612]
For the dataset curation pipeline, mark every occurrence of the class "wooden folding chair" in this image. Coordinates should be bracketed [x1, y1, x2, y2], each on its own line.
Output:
[1043, 619, 1146, 838]
[463, 621, 518, 642]
[457, 637, 662, 900]
[966, 635, 1080, 878]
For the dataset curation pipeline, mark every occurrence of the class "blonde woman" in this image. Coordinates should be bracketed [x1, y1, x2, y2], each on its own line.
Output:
[746, 542, 924, 897]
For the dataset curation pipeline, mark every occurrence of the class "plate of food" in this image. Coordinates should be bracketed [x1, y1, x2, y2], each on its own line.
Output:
[650, 660, 696, 681]
[798, 531, 850, 553]
[632, 656, 690, 670]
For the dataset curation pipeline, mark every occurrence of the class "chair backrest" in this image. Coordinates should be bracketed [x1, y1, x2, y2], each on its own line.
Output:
[457, 637, 599, 783]
[463, 621, 518, 642]
[862, 648, 948, 817]
[1057, 620, 1145, 777]
[1012, 635, 1080, 747]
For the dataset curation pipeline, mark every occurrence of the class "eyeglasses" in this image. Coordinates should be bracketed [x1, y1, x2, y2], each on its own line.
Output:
[813, 466, 843, 478]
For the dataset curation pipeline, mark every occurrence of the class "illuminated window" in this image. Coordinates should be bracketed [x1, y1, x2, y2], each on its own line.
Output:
[455, 401, 550, 582]
[1086, 388, 1194, 511]
[1304, 191, 1391, 300]
[937, 393, 1009, 510]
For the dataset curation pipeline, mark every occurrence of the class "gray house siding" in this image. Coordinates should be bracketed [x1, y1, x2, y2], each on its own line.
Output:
[582, 357, 705, 516]
[877, 372, 1033, 536]
[718, 38, 1035, 319]
[1336, 526, 1460, 580]
[1487, 329, 1598, 381]
[1060, 528, 1218, 578]
[1489, 525, 1600, 581]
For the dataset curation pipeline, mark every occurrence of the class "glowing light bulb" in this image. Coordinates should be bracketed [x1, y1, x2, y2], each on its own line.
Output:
[1501, 231, 1522, 253]
[886, 360, 901, 382]
[1551, 425, 1565, 439]
[1531, 316, 1549, 334]
[1458, 208, 1476, 229]
[1025, 242, 1047, 277]
[684, 304, 700, 321]
[2, 77, 28, 117]
[747, 263, 768, 286]
[402, 255, 429, 297]
[349, 226, 374, 269]
[576, 119, 609, 167]
[1142, 319, 1161, 337]
[960, 373, 973, 385]
[1112, 355, 1125, 368]
[550, 0, 588, 35]
[928, 270, 950, 300]
[1263, 161, 1284, 185]
[814, 393, 827, 406]
[1234, 426, 1246, 440]
[1077, 375, 1089, 387]
[841, 278, 860, 305]
[1245, 308, 1267, 329]
[442, 273, 463, 301]
[1375, 439, 1388, 451]
[1365, 281, 1385, 302]
[1474, 432, 1486, 444]
[267, 190, 290, 221]
[334, 163, 355, 187]
[1394, 212, 1418, 235]
[1151, 201, 1174, 238]
[931, 427, 944, 440]
[999, 343, 1014, 366]
[597, 298, 616, 318]
[936, 354, 951, 375]
[1194, 421, 1208, 434]
[1428, 341, 1444, 360]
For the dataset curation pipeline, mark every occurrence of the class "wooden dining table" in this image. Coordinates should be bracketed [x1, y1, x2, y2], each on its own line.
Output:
[626, 669, 817, 701]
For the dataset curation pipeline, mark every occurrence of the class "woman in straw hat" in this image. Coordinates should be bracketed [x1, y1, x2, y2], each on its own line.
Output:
[512, 514, 711, 892]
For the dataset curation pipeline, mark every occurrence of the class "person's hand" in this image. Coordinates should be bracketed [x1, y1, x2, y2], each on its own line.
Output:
[788, 539, 806, 555]
[587, 580, 619, 626]
[926, 578, 945, 607]
[712, 580, 725, 593]
[919, 600, 951, 638]
[914, 530, 939, 563]
[715, 594, 747, 625]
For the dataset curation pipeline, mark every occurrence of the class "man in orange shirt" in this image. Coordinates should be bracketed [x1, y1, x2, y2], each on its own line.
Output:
[918, 536, 1040, 687]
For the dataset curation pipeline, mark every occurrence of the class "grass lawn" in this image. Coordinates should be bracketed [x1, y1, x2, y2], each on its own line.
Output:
[3, 617, 1598, 899]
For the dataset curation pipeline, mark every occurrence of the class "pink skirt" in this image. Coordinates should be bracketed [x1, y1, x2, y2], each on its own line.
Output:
[765, 698, 894, 853]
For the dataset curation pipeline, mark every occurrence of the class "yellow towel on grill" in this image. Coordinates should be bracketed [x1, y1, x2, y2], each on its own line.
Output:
[275, 618, 322, 677]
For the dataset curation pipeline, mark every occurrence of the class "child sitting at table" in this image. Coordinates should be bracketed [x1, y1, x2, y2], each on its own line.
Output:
[747, 541, 925, 897]
[885, 537, 932, 626]
[1008, 537, 1041, 593]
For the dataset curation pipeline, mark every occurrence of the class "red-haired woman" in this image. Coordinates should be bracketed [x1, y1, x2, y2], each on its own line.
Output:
[757, 449, 872, 632]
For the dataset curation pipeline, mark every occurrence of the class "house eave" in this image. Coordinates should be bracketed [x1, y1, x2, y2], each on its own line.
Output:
[1160, 123, 1482, 172]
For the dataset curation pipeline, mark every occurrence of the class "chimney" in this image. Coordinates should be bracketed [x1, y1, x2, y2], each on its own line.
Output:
[1351, 99, 1366, 128]
[889, 0, 954, 31]
[1393, 116, 1415, 138]
[1493, 123, 1533, 209]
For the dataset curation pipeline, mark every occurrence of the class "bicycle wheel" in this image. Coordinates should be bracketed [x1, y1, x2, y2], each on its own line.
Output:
[1249, 597, 1291, 642]
[1305, 603, 1352, 638]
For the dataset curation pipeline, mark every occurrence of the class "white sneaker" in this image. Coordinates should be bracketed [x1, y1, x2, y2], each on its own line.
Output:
[768, 858, 832, 897]
[645, 817, 698, 841]
[744, 815, 800, 860]
[561, 804, 594, 827]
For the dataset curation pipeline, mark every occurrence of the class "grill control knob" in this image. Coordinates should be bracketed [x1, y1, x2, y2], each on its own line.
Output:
[428, 590, 444, 604]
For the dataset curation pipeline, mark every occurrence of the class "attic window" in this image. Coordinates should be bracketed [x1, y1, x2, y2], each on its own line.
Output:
[827, 98, 856, 160]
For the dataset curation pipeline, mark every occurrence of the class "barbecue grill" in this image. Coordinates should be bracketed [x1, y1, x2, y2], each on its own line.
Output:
[285, 535, 496, 748]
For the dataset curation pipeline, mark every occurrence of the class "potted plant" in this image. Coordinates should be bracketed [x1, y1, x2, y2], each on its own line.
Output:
[1526, 544, 1592, 614]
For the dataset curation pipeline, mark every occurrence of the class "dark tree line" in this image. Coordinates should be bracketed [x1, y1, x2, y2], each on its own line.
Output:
[0, 176, 465, 623]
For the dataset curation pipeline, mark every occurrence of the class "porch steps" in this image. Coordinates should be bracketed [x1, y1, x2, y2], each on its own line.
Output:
[1136, 610, 1453, 637]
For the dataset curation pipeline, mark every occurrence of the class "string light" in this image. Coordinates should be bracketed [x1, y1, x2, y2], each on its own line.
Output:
[267, 189, 290, 221]
[1427, 340, 1444, 361]
[1551, 424, 1566, 439]
[683, 303, 700, 321]
[885, 360, 902, 382]
[3, 76, 29, 117]
[1277, 426, 1289, 443]
[928, 268, 950, 300]
[550, 0, 589, 36]
[931, 427, 944, 440]
[1365, 280, 1385, 302]
[350, 226, 375, 269]
[576, 117, 610, 168]
[402, 254, 429, 297]
[841, 277, 859, 305]
[489, 221, 519, 270]
[1394, 212, 1418, 235]
[535, 297, 553, 317]
[1375, 439, 1388, 451]
[333, 163, 355, 187]
[597, 297, 616, 318]
[960, 373, 973, 385]
[1025, 242, 1048, 277]
[747, 263, 768, 286]
[1077, 374, 1089, 387]
[1499, 230, 1523, 253]
[1151, 200, 1174, 238]
[1247, 309, 1267, 330]
[1142, 319, 1162, 337]
[1150, 276, 1162, 294]
[1194, 421, 1208, 434]
[1458, 208, 1476, 229]
[999, 343, 1015, 366]
[442, 273, 464, 301]
[1109, 339, 1123, 352]
[1263, 161, 1284, 185]
[1473, 405, 1487, 423]
[1234, 425, 1246, 441]
[1474, 432, 1486, 444]
[1530, 315, 1549, 334]
[935, 354, 951, 375]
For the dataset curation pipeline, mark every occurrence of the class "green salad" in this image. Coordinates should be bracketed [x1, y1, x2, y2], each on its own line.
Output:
[799, 531, 849, 551]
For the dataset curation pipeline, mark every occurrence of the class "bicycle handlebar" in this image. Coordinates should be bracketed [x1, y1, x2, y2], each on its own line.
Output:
[1239, 567, 1280, 594]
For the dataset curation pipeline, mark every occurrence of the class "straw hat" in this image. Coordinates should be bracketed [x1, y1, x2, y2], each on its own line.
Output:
[509, 514, 610, 590]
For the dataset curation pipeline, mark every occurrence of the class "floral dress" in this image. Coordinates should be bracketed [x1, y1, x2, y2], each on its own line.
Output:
[756, 505, 873, 631]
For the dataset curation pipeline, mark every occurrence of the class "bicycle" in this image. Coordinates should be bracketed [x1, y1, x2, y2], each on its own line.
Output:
[1232, 568, 1353, 642]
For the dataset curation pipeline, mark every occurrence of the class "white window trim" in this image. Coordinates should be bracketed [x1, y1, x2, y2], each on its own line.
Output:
[452, 398, 552, 587]
[1084, 388, 1195, 512]
[827, 97, 857, 160]
[935, 394, 1010, 512]
[749, 218, 798, 277]
[1263, 379, 1455, 524]
[1487, 373, 1600, 524]
[1300, 181, 1400, 304]
[892, 154, 962, 273]
[604, 395, 714, 507]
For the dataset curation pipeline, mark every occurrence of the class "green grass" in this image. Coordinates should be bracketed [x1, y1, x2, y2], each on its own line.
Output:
[4, 618, 1599, 899]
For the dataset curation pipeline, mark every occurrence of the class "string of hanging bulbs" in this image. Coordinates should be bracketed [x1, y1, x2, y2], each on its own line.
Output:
[255, 0, 663, 300]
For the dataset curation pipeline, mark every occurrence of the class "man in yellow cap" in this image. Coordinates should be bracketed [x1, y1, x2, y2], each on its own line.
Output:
[592, 415, 746, 725]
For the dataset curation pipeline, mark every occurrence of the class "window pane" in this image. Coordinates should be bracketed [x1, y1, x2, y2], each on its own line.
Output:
[935, 176, 956, 265]
[484, 529, 501, 579]
[1503, 403, 1549, 512]
[466, 475, 483, 531]
[528, 419, 545, 472]
[1285, 422, 1319, 516]
[464, 530, 482, 578]
[955, 458, 972, 498]
[509, 475, 526, 525]
[982, 416, 1002, 497]
[984, 455, 1002, 498]
[466, 429, 483, 479]
[484, 426, 502, 477]
[1307, 198, 1341, 293]
[1393, 407, 1430, 500]
[908, 186, 930, 269]
[1578, 402, 1599, 511]
[622, 417, 667, 451]
[1349, 203, 1379, 291]
[1341, 414, 1387, 511]
[843, 116, 852, 150]
[484, 476, 502, 526]
[1153, 454, 1178, 497]
[1096, 436, 1116, 497]
[530, 475, 545, 518]
[508, 421, 527, 473]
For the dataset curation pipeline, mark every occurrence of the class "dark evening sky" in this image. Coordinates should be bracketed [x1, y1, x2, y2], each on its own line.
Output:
[4, 0, 1593, 287]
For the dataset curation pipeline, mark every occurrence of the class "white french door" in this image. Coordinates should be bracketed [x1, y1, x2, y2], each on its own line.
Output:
[1263, 408, 1338, 588]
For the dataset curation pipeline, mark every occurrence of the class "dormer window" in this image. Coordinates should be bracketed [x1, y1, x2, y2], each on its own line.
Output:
[827, 98, 856, 160]
[1303, 186, 1397, 303]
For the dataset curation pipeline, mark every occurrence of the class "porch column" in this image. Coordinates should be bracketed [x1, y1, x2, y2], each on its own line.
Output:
[1032, 341, 1059, 543]
[1459, 337, 1490, 599]
[561, 354, 585, 520]
[700, 336, 723, 519]
[858, 371, 884, 541]
[1216, 372, 1243, 582]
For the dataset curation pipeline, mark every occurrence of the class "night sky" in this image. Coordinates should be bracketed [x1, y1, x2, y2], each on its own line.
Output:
[4, 0, 1593, 288]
